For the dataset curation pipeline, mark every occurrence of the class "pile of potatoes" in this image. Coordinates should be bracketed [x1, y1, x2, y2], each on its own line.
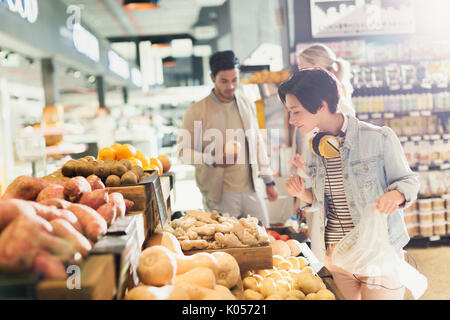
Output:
[61, 156, 152, 187]
[242, 254, 336, 300]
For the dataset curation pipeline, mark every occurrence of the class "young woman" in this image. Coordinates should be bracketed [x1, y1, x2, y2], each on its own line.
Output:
[280, 68, 419, 300]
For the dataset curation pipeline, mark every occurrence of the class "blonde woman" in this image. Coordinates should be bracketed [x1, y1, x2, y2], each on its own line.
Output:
[297, 43, 354, 116]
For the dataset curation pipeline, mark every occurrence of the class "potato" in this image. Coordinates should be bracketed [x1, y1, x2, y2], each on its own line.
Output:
[61, 160, 78, 177]
[79, 189, 109, 210]
[86, 175, 105, 190]
[97, 202, 117, 226]
[265, 294, 283, 300]
[83, 156, 96, 162]
[36, 184, 65, 202]
[260, 277, 277, 298]
[243, 277, 259, 292]
[105, 175, 121, 187]
[118, 159, 132, 170]
[316, 289, 335, 300]
[110, 164, 128, 177]
[293, 272, 321, 294]
[75, 162, 93, 178]
[288, 289, 306, 300]
[244, 289, 263, 300]
[94, 164, 110, 180]
[131, 165, 144, 179]
[305, 293, 318, 300]
[121, 171, 138, 185]
[63, 176, 92, 202]
[108, 192, 126, 217]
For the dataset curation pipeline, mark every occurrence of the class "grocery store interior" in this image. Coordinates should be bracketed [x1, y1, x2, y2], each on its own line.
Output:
[0, 0, 450, 301]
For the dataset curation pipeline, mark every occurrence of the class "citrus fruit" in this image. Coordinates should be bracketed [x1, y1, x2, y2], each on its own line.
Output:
[157, 154, 171, 172]
[135, 151, 150, 170]
[147, 163, 162, 176]
[127, 157, 143, 168]
[98, 147, 116, 160]
[149, 158, 163, 174]
[110, 143, 122, 151]
[117, 144, 137, 160]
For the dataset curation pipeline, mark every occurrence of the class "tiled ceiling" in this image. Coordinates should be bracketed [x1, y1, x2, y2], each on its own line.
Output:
[59, 0, 226, 40]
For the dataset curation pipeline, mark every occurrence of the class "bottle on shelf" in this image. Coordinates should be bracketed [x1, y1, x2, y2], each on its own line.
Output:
[284, 215, 299, 233]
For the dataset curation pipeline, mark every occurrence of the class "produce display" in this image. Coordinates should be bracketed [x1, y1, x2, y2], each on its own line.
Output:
[97, 143, 171, 176]
[0, 174, 134, 280]
[53, 145, 172, 187]
[124, 231, 240, 300]
[241, 69, 291, 85]
[242, 238, 336, 300]
[161, 210, 269, 251]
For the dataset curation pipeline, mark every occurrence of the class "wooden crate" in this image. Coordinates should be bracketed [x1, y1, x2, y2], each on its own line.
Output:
[184, 245, 273, 276]
[108, 172, 172, 238]
[36, 254, 116, 300]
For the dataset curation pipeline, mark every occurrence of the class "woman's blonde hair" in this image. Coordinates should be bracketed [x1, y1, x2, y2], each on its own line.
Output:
[298, 43, 353, 98]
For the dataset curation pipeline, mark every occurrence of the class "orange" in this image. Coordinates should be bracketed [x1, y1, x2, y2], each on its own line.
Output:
[116, 144, 137, 160]
[157, 154, 171, 172]
[135, 151, 150, 170]
[127, 157, 143, 168]
[149, 158, 163, 174]
[98, 147, 116, 160]
[110, 143, 122, 151]
[147, 163, 162, 176]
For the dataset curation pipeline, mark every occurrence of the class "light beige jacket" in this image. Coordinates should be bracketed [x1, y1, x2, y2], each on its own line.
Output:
[177, 92, 273, 203]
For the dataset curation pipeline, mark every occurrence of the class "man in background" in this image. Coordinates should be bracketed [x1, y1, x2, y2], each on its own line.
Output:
[177, 50, 278, 226]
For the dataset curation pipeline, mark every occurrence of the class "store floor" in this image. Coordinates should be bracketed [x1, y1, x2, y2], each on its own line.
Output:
[404, 246, 450, 300]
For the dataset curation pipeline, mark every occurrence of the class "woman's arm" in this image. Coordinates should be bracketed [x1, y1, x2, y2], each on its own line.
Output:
[381, 127, 420, 209]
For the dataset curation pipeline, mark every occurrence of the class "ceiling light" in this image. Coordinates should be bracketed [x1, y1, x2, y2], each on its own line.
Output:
[123, 0, 160, 11]
[88, 75, 96, 83]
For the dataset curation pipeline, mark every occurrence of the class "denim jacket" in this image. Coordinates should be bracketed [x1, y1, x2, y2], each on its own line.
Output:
[298, 115, 419, 263]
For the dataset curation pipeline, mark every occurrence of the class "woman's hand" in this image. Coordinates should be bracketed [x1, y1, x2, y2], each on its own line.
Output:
[285, 175, 306, 199]
[288, 154, 306, 172]
[376, 190, 406, 215]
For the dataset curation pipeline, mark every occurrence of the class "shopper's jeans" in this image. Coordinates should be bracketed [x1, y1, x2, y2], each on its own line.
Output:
[324, 243, 406, 300]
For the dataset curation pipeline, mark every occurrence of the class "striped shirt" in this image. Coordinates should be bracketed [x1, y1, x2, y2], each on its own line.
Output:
[324, 139, 355, 244]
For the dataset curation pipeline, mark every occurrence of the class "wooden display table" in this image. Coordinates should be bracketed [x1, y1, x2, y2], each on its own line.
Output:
[184, 245, 273, 277]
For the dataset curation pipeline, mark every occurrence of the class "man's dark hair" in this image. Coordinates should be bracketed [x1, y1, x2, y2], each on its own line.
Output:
[209, 50, 240, 76]
[278, 68, 340, 114]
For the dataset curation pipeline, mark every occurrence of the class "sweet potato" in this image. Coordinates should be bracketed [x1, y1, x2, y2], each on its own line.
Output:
[0, 199, 36, 231]
[32, 250, 68, 280]
[38, 231, 77, 263]
[124, 199, 134, 212]
[57, 209, 82, 233]
[66, 203, 107, 242]
[86, 175, 105, 190]
[97, 202, 117, 226]
[1, 176, 46, 201]
[50, 219, 92, 257]
[38, 198, 72, 209]
[0, 214, 52, 273]
[63, 176, 92, 202]
[108, 192, 126, 217]
[79, 189, 109, 210]
[36, 184, 65, 202]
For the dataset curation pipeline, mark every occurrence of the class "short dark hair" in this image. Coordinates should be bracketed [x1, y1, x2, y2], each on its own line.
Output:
[209, 50, 240, 76]
[278, 68, 340, 114]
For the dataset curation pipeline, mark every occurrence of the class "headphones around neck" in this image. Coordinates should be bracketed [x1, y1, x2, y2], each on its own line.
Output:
[309, 131, 344, 159]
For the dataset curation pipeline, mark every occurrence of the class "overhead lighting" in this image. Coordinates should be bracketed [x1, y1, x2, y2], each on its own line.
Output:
[123, 0, 160, 11]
